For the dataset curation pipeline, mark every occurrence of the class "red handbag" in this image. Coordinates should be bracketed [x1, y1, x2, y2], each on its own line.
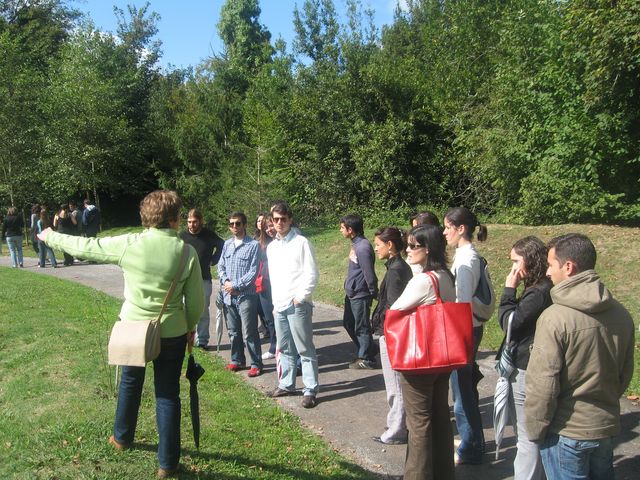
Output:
[255, 261, 264, 293]
[384, 271, 473, 374]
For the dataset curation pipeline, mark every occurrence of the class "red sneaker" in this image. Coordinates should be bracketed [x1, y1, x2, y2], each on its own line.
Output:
[247, 367, 262, 377]
[225, 363, 241, 372]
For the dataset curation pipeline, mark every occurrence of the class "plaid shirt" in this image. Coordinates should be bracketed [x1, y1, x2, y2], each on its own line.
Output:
[217, 235, 260, 305]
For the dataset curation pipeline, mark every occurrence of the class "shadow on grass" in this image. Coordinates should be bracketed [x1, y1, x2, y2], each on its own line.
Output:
[133, 442, 373, 479]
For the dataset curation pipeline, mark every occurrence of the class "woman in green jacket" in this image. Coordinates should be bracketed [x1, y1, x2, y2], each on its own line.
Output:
[39, 190, 204, 479]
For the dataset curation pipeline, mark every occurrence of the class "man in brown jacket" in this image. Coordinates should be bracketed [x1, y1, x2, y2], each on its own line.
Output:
[525, 233, 635, 480]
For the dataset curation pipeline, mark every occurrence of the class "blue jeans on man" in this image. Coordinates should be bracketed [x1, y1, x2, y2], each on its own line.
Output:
[541, 433, 614, 480]
[343, 296, 377, 362]
[224, 294, 263, 369]
[195, 279, 212, 347]
[274, 302, 319, 397]
[451, 325, 485, 463]
[113, 335, 186, 470]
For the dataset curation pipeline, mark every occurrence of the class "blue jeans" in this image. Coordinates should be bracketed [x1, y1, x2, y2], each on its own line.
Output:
[195, 280, 212, 347]
[37, 239, 57, 267]
[274, 302, 319, 396]
[6, 235, 23, 267]
[258, 285, 277, 354]
[113, 335, 186, 470]
[224, 295, 262, 369]
[541, 433, 614, 480]
[343, 296, 377, 362]
[451, 326, 484, 463]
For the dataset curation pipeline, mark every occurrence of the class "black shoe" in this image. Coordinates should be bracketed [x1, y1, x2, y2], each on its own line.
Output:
[349, 359, 375, 370]
[268, 387, 297, 398]
[302, 395, 317, 408]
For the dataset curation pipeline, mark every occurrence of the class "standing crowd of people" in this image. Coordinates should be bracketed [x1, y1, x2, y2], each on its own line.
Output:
[1, 199, 101, 269]
[24, 190, 635, 480]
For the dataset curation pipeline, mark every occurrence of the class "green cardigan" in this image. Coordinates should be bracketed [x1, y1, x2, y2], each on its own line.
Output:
[46, 228, 204, 338]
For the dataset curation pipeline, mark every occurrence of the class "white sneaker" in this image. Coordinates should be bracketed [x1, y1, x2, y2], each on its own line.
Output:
[262, 351, 275, 360]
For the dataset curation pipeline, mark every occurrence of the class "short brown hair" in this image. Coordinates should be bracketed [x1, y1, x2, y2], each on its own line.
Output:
[140, 190, 182, 228]
[187, 208, 203, 221]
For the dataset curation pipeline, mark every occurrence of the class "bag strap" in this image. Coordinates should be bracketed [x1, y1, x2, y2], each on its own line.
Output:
[154, 244, 190, 325]
[425, 271, 442, 303]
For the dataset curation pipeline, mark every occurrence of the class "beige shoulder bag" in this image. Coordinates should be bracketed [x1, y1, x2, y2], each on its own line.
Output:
[108, 245, 189, 367]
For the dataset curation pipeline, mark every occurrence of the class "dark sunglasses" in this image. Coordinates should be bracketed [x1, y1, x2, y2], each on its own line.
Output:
[228, 221, 243, 227]
[407, 242, 425, 250]
[272, 216, 288, 223]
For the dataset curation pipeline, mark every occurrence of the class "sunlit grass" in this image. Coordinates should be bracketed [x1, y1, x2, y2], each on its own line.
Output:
[0, 268, 372, 479]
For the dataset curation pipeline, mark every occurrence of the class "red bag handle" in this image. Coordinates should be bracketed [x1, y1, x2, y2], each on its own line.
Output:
[425, 271, 442, 304]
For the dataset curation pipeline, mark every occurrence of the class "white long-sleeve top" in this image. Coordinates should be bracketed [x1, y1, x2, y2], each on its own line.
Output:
[391, 270, 456, 310]
[266, 228, 319, 312]
[451, 243, 483, 326]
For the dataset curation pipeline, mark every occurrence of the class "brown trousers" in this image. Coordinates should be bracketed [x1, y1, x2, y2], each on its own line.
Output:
[400, 372, 455, 480]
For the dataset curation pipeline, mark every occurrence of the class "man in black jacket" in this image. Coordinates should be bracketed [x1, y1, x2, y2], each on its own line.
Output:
[180, 209, 224, 349]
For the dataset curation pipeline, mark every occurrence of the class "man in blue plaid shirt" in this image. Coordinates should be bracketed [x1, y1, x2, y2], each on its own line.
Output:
[218, 211, 263, 377]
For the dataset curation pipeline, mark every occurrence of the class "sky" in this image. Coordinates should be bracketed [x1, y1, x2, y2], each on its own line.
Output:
[72, 1, 404, 70]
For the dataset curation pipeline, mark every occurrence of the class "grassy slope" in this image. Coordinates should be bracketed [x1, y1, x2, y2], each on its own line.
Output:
[304, 224, 640, 394]
[0, 268, 372, 479]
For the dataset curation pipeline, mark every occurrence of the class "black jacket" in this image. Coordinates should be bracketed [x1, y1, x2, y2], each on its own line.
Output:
[371, 255, 413, 335]
[2, 215, 24, 238]
[497, 278, 553, 370]
[180, 227, 224, 281]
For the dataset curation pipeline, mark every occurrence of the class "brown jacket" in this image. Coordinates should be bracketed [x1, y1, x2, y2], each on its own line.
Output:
[525, 270, 635, 442]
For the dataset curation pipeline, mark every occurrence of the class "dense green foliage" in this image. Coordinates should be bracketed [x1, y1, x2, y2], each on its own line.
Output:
[1, 0, 638, 227]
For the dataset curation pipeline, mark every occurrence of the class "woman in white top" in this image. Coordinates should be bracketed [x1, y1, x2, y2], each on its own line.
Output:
[390, 225, 456, 480]
[443, 207, 487, 464]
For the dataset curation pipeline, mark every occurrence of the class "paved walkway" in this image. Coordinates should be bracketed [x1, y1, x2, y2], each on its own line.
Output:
[3, 255, 639, 479]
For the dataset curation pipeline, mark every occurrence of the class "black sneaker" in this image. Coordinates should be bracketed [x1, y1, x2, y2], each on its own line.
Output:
[302, 395, 317, 408]
[349, 359, 375, 370]
[268, 387, 297, 398]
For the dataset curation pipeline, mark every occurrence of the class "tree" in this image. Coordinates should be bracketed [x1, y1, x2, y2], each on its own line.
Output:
[43, 4, 163, 206]
[0, 0, 76, 208]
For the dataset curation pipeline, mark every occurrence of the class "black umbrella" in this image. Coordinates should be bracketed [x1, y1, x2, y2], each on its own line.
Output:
[185, 345, 205, 449]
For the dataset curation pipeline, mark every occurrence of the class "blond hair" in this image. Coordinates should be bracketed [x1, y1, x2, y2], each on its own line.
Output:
[139, 190, 182, 228]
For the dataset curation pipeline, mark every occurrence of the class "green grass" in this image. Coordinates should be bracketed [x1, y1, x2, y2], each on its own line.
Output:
[0, 268, 372, 479]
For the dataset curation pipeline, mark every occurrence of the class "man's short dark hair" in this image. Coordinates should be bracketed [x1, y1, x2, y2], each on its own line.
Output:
[340, 214, 364, 236]
[271, 201, 293, 218]
[413, 211, 440, 227]
[547, 233, 597, 273]
[229, 211, 247, 225]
